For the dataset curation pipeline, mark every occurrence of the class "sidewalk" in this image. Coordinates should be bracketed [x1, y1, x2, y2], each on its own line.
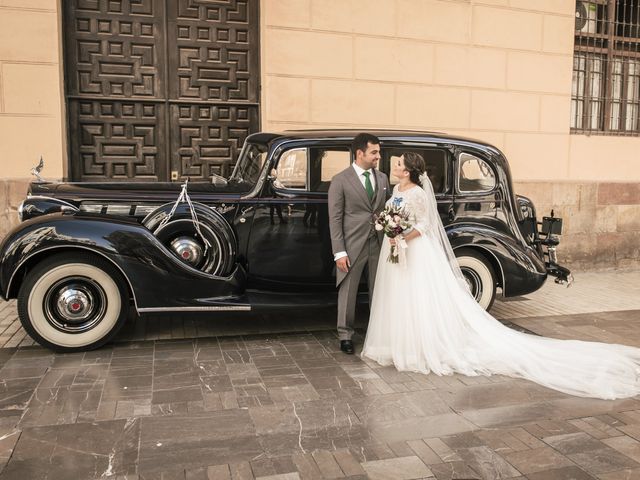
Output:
[0, 270, 639, 479]
[2, 270, 640, 349]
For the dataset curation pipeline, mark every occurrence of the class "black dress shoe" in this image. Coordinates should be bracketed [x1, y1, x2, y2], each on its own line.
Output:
[340, 340, 354, 354]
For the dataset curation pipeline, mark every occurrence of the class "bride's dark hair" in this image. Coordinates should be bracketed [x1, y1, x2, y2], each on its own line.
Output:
[402, 152, 427, 186]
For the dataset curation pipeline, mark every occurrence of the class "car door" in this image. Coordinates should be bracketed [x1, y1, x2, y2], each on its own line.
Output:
[246, 144, 351, 291]
[452, 150, 511, 234]
[380, 144, 455, 226]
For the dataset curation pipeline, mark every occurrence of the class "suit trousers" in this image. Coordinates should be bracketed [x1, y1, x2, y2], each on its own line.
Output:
[337, 235, 381, 341]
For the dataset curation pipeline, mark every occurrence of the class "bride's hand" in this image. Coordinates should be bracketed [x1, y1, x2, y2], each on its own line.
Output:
[389, 237, 397, 246]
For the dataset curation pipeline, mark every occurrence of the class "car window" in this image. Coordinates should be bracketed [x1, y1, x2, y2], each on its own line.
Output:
[275, 148, 307, 189]
[458, 153, 496, 193]
[384, 148, 449, 194]
[310, 147, 350, 192]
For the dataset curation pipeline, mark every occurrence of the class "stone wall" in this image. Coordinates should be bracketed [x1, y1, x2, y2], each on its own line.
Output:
[514, 181, 640, 271]
[0, 179, 30, 242]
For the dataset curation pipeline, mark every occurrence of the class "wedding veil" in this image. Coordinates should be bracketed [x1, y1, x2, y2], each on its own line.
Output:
[418, 172, 470, 294]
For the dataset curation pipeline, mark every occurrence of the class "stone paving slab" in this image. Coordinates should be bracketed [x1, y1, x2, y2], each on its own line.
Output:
[0, 270, 639, 478]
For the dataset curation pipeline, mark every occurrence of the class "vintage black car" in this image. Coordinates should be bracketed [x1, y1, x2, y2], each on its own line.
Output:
[0, 130, 571, 351]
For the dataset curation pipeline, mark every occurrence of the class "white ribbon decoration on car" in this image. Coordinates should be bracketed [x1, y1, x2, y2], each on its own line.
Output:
[155, 178, 212, 253]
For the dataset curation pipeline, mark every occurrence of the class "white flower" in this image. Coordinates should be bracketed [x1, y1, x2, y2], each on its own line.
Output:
[375, 223, 383, 231]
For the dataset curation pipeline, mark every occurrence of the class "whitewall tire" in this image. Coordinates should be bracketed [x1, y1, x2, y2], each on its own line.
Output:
[455, 248, 497, 311]
[17, 253, 129, 352]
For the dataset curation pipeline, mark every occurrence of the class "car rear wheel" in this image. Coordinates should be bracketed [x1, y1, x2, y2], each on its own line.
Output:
[455, 248, 497, 311]
[17, 253, 129, 352]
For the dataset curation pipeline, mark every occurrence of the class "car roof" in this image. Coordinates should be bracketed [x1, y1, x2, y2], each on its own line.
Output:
[247, 129, 501, 154]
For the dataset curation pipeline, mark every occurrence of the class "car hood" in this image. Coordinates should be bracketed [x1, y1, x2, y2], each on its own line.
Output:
[29, 180, 249, 204]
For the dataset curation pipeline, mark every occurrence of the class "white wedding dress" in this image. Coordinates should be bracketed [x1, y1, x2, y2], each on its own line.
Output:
[362, 179, 640, 399]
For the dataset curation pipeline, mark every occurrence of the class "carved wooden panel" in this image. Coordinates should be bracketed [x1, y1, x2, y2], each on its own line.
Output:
[69, 100, 166, 181]
[65, 0, 165, 99]
[171, 104, 258, 179]
[168, 0, 258, 103]
[64, 0, 260, 181]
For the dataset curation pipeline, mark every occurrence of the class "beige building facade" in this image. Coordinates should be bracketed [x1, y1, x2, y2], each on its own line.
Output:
[1, 0, 639, 269]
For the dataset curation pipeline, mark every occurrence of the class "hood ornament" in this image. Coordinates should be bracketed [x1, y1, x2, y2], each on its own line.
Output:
[31, 156, 45, 182]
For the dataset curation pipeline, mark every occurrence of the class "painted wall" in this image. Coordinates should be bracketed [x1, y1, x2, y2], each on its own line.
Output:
[0, 0, 64, 236]
[0, 0, 638, 268]
[260, 0, 640, 268]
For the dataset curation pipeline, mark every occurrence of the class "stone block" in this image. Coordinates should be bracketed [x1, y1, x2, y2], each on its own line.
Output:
[598, 183, 640, 206]
[509, 0, 574, 15]
[513, 182, 553, 207]
[617, 205, 640, 233]
[594, 205, 619, 234]
[398, 0, 470, 44]
[8, 179, 30, 210]
[507, 51, 573, 95]
[540, 95, 572, 134]
[0, 0, 56, 8]
[0, 181, 8, 214]
[552, 183, 580, 207]
[354, 37, 434, 83]
[568, 135, 640, 182]
[504, 133, 570, 181]
[559, 233, 598, 267]
[0, 9, 59, 62]
[311, 0, 396, 36]
[264, 30, 352, 78]
[471, 5, 543, 51]
[0, 116, 64, 178]
[435, 45, 507, 90]
[351, 0, 396, 36]
[563, 206, 598, 235]
[265, 76, 310, 123]
[596, 232, 640, 268]
[310, 79, 394, 125]
[543, 14, 575, 54]
[578, 183, 598, 209]
[396, 85, 470, 129]
[472, 92, 540, 133]
[2, 63, 62, 115]
[264, 0, 310, 28]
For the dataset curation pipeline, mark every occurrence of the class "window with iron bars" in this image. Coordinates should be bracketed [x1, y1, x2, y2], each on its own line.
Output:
[572, 0, 640, 135]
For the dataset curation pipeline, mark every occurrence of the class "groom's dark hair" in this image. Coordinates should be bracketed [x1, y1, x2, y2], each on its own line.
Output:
[352, 133, 380, 155]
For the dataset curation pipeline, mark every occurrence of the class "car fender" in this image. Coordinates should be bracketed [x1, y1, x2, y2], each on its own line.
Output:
[0, 213, 245, 308]
[447, 222, 547, 297]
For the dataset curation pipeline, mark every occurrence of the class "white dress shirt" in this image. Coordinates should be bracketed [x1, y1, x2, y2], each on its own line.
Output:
[334, 163, 376, 261]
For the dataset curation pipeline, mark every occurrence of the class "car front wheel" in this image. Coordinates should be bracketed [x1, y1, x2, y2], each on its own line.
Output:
[17, 253, 129, 352]
[455, 248, 497, 311]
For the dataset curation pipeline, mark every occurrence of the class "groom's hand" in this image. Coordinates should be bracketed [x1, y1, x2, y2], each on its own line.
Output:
[336, 256, 350, 273]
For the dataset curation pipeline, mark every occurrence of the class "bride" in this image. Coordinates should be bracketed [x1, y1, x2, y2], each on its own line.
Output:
[361, 152, 640, 400]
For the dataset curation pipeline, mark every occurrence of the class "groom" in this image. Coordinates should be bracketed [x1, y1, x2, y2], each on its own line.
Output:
[328, 133, 390, 354]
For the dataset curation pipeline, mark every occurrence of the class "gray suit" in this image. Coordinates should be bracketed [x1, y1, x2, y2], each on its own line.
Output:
[328, 166, 390, 340]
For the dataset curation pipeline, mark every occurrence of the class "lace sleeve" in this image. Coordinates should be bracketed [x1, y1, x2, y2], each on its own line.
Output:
[410, 188, 431, 236]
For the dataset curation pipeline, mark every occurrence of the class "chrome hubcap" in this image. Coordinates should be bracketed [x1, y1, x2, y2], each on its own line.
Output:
[44, 278, 107, 333]
[55, 287, 93, 321]
[170, 236, 203, 267]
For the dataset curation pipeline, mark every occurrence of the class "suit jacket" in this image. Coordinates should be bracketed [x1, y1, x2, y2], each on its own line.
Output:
[328, 165, 390, 286]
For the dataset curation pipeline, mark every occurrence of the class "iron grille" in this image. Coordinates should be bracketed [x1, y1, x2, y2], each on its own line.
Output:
[572, 0, 640, 135]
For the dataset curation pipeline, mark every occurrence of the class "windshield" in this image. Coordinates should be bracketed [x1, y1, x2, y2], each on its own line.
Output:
[229, 140, 269, 187]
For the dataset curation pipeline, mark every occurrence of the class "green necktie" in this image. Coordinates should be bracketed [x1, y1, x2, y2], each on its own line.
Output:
[363, 171, 374, 201]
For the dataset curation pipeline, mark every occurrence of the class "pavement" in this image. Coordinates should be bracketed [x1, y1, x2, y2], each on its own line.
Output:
[0, 270, 639, 479]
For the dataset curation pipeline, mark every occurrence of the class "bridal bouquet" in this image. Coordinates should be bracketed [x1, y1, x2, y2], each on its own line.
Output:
[374, 204, 412, 264]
